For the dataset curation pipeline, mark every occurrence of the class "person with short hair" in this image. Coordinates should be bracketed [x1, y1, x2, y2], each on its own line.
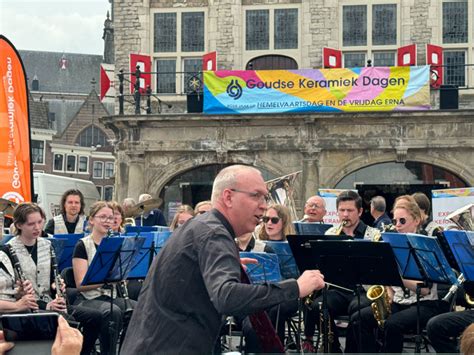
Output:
[370, 195, 391, 230]
[121, 165, 325, 354]
[44, 189, 87, 235]
[301, 195, 327, 223]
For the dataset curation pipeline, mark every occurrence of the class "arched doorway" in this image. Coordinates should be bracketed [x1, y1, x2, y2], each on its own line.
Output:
[335, 161, 468, 225]
[160, 164, 278, 223]
[246, 55, 298, 70]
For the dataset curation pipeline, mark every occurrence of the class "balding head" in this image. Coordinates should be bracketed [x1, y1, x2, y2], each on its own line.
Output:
[211, 165, 268, 236]
[303, 195, 327, 222]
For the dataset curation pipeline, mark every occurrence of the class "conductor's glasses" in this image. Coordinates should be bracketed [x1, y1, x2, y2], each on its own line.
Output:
[230, 189, 270, 204]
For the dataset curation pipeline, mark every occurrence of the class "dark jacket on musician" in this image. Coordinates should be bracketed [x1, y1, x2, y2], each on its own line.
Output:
[121, 209, 299, 354]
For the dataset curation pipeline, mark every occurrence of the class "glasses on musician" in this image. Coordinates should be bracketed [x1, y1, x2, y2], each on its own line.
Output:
[95, 215, 115, 223]
[306, 203, 323, 209]
[230, 189, 270, 203]
[391, 217, 407, 225]
[261, 216, 281, 224]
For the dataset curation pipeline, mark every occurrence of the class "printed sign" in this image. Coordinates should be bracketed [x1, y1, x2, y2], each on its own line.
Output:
[432, 188, 474, 228]
[204, 66, 430, 114]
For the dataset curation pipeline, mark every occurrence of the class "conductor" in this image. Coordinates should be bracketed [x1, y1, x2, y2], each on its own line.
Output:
[121, 165, 325, 354]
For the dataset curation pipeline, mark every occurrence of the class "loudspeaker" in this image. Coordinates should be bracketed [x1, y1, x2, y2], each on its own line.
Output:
[440, 85, 459, 109]
[187, 93, 203, 113]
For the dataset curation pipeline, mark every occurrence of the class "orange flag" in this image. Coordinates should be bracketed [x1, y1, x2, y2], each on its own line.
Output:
[0, 35, 32, 205]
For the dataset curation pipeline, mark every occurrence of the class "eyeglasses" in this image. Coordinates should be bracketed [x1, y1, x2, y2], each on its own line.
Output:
[392, 218, 407, 225]
[306, 203, 323, 209]
[261, 216, 281, 224]
[95, 215, 115, 223]
[230, 189, 270, 204]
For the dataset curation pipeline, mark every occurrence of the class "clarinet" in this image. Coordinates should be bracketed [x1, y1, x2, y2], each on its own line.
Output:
[50, 246, 68, 315]
[8, 244, 35, 312]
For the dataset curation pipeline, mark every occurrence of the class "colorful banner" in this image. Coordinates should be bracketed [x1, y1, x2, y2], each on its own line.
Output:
[432, 187, 474, 228]
[204, 66, 430, 114]
[0, 36, 32, 204]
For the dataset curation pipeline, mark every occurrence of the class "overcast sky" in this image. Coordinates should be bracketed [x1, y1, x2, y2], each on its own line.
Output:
[0, 0, 110, 55]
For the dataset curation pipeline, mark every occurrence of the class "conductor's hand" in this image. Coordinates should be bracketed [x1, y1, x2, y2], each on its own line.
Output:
[297, 270, 325, 298]
[52, 316, 82, 355]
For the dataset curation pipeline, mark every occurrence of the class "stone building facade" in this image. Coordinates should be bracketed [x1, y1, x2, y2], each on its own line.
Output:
[108, 0, 474, 217]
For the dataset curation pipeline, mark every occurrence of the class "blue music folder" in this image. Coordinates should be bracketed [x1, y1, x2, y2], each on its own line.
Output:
[52, 233, 84, 271]
[293, 222, 332, 235]
[81, 237, 145, 285]
[240, 252, 282, 284]
[444, 230, 474, 281]
[154, 231, 172, 254]
[125, 225, 158, 234]
[264, 241, 300, 279]
[49, 238, 67, 263]
[0, 235, 14, 246]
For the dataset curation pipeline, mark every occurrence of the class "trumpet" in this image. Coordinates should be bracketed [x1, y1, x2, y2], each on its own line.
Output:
[334, 220, 348, 235]
[367, 285, 391, 328]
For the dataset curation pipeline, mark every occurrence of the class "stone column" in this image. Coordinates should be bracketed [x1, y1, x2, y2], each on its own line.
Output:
[127, 151, 146, 200]
[301, 148, 321, 205]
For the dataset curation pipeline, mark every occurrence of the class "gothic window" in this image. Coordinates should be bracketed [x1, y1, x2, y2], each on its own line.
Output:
[443, 1, 468, 44]
[154, 13, 177, 52]
[344, 53, 366, 68]
[181, 12, 204, 52]
[31, 140, 44, 164]
[274, 9, 298, 49]
[373, 52, 396, 67]
[343, 5, 367, 46]
[372, 4, 397, 45]
[76, 125, 109, 148]
[444, 51, 466, 86]
[156, 59, 176, 94]
[246, 10, 269, 50]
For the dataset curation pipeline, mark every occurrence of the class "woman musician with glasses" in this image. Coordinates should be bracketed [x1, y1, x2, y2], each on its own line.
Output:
[346, 195, 443, 353]
[72, 201, 136, 355]
[236, 204, 298, 352]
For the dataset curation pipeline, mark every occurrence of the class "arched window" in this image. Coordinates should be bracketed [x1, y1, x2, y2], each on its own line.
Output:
[246, 55, 298, 70]
[76, 125, 109, 147]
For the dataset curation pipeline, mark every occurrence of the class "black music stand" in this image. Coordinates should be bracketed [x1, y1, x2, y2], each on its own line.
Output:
[288, 235, 403, 353]
[81, 236, 145, 355]
[382, 232, 458, 353]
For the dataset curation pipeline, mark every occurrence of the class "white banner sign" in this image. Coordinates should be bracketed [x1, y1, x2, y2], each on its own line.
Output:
[431, 187, 474, 228]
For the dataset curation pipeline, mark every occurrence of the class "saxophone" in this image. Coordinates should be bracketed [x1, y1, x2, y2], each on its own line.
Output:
[366, 285, 391, 328]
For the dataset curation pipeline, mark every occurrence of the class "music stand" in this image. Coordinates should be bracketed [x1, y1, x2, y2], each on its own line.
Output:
[443, 230, 474, 282]
[81, 236, 145, 355]
[382, 232, 458, 353]
[239, 252, 282, 284]
[124, 225, 158, 234]
[293, 222, 332, 235]
[288, 235, 403, 353]
[264, 241, 300, 279]
[124, 232, 157, 279]
[52, 233, 84, 271]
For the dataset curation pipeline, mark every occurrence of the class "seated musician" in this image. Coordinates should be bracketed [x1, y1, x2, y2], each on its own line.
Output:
[427, 280, 474, 352]
[237, 204, 298, 352]
[44, 189, 87, 235]
[346, 196, 442, 353]
[299, 195, 326, 223]
[0, 202, 101, 355]
[303, 190, 378, 353]
[134, 194, 167, 227]
[109, 201, 125, 234]
[169, 204, 194, 231]
[72, 201, 136, 355]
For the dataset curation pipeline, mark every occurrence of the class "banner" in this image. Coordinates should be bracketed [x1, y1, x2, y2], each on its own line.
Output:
[204, 66, 430, 114]
[202, 51, 217, 71]
[397, 44, 417, 66]
[100, 63, 115, 103]
[0, 36, 32, 204]
[318, 189, 348, 225]
[130, 53, 151, 94]
[427, 44, 443, 88]
[432, 187, 474, 228]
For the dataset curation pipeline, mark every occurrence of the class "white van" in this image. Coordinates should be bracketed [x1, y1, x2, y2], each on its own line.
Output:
[33, 172, 100, 220]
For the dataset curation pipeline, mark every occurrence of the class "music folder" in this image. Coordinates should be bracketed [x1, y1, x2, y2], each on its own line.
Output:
[443, 230, 474, 282]
[239, 252, 282, 284]
[287, 234, 403, 288]
[52, 233, 84, 271]
[264, 241, 300, 279]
